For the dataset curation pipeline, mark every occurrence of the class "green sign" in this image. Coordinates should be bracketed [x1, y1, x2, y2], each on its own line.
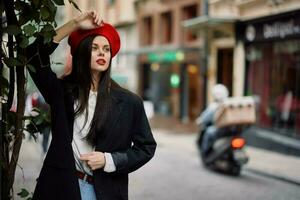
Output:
[148, 51, 184, 62]
[170, 74, 180, 88]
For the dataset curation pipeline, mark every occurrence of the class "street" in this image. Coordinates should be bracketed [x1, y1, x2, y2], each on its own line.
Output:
[14, 129, 300, 200]
[129, 130, 300, 200]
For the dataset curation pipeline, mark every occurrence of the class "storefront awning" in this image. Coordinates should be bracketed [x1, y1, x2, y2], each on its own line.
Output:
[118, 46, 201, 55]
[182, 15, 237, 31]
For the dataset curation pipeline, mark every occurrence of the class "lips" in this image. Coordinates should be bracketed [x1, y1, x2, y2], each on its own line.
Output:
[96, 59, 106, 65]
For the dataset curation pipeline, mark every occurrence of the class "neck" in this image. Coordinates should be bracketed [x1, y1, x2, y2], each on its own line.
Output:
[91, 71, 101, 92]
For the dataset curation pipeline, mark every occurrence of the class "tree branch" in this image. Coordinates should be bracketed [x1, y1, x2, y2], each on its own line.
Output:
[3, 0, 26, 198]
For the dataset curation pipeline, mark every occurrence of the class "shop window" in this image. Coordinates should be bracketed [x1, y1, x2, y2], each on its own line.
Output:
[182, 4, 198, 42]
[160, 11, 173, 44]
[142, 16, 153, 46]
[246, 40, 300, 137]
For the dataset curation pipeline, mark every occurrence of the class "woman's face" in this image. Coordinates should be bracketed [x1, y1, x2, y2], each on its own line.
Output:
[90, 35, 111, 73]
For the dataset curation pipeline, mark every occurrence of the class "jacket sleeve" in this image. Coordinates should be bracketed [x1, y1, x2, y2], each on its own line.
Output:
[26, 37, 60, 105]
[111, 98, 157, 174]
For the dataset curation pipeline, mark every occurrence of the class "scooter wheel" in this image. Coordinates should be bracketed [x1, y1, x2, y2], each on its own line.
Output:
[229, 165, 241, 176]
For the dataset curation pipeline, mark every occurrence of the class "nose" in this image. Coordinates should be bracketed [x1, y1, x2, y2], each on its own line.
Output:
[97, 49, 105, 57]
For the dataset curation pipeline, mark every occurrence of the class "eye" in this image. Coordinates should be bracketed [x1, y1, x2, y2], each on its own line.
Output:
[104, 46, 110, 52]
[92, 45, 98, 51]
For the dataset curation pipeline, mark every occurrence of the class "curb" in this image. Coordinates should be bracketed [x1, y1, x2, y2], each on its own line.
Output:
[245, 168, 300, 186]
[244, 127, 300, 157]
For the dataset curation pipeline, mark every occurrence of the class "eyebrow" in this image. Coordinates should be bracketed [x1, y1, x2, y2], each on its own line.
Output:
[92, 43, 110, 47]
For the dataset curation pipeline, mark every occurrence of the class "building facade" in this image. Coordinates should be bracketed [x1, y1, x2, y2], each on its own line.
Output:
[135, 0, 203, 121]
[237, 9, 300, 137]
[184, 0, 300, 138]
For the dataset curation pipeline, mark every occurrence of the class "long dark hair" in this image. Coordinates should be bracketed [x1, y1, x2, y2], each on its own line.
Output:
[64, 35, 115, 145]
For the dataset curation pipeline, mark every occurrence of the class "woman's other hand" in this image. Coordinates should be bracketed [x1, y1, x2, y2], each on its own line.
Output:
[75, 11, 103, 30]
[80, 151, 106, 170]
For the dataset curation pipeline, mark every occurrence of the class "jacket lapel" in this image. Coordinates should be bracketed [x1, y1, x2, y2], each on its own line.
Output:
[64, 90, 75, 140]
[109, 89, 124, 129]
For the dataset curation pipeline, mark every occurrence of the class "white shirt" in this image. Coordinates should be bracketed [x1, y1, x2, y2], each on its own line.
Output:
[72, 90, 116, 175]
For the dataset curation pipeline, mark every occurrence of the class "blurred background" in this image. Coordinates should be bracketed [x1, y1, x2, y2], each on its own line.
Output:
[16, 0, 300, 199]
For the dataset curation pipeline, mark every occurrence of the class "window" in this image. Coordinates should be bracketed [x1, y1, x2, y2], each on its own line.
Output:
[160, 11, 173, 44]
[246, 40, 300, 137]
[182, 4, 198, 42]
[142, 16, 153, 46]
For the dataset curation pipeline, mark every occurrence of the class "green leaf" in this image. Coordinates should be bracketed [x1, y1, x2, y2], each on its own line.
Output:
[20, 36, 29, 48]
[3, 57, 23, 67]
[17, 54, 27, 63]
[18, 2, 32, 25]
[0, 76, 9, 89]
[32, 107, 41, 113]
[14, 1, 23, 11]
[41, 6, 50, 20]
[23, 24, 36, 36]
[35, 115, 44, 125]
[45, 0, 56, 13]
[19, 15, 30, 26]
[42, 24, 54, 32]
[32, 13, 41, 24]
[3, 25, 22, 35]
[17, 188, 29, 198]
[53, 0, 65, 6]
[27, 64, 36, 73]
[42, 31, 56, 43]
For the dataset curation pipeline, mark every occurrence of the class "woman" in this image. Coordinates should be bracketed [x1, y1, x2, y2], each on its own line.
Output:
[26, 11, 156, 200]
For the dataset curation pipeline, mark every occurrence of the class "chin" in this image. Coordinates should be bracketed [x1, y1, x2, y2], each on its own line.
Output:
[92, 66, 109, 72]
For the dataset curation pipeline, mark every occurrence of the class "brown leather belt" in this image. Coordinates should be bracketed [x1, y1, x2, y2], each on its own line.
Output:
[75, 170, 93, 184]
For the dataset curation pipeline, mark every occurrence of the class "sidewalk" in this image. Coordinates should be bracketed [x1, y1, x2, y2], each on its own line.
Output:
[245, 147, 300, 185]
[150, 115, 300, 185]
[149, 115, 198, 134]
[13, 135, 44, 198]
[13, 115, 300, 198]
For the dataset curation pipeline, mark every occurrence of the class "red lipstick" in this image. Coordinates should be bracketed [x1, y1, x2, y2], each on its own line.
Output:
[96, 59, 106, 65]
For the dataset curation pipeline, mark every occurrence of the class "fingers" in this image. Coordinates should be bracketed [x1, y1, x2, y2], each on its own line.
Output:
[94, 14, 100, 25]
[94, 13, 102, 26]
[88, 10, 102, 26]
[80, 152, 105, 170]
[80, 153, 93, 161]
[86, 160, 102, 170]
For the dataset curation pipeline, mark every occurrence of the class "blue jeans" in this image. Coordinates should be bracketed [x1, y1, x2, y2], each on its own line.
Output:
[78, 179, 97, 200]
[202, 126, 218, 154]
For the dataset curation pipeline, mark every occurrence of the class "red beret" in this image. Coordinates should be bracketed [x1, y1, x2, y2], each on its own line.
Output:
[68, 22, 121, 57]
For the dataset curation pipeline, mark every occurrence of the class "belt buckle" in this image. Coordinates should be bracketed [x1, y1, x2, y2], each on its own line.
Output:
[83, 174, 88, 182]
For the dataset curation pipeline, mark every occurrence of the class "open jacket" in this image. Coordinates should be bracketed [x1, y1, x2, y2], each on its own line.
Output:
[26, 37, 156, 200]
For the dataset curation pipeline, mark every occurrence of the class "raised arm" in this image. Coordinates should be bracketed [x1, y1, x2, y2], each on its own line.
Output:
[26, 11, 103, 104]
[53, 11, 103, 43]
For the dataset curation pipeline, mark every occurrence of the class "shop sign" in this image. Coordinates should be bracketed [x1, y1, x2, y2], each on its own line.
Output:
[263, 20, 300, 39]
[148, 51, 184, 62]
[170, 73, 180, 88]
[237, 11, 300, 42]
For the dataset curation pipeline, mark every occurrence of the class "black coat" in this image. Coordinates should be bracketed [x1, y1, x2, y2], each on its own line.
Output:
[27, 37, 156, 200]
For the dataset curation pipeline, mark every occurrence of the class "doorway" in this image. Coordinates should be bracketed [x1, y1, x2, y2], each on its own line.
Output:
[217, 48, 233, 96]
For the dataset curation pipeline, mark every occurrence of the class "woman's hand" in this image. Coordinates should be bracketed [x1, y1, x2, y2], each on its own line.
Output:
[80, 151, 106, 170]
[53, 11, 102, 43]
[74, 11, 103, 30]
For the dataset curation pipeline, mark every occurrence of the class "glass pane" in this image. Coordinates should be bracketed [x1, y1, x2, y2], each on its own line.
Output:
[246, 40, 300, 138]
